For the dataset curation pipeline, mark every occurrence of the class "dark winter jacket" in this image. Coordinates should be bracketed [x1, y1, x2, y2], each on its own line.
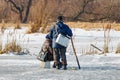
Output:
[49, 21, 73, 48]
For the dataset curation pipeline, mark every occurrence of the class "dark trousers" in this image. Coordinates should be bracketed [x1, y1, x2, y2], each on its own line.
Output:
[53, 48, 67, 65]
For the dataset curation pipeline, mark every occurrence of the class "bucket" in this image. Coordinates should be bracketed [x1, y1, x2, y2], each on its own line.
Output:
[40, 61, 50, 68]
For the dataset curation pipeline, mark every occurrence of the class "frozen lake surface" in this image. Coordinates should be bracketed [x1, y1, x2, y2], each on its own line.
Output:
[0, 28, 120, 80]
[0, 55, 120, 80]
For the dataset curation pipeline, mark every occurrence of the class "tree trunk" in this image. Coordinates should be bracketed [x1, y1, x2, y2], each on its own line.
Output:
[19, 12, 23, 22]
[23, 0, 32, 23]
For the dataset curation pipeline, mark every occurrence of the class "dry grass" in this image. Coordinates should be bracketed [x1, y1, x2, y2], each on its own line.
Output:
[4, 40, 22, 53]
[0, 41, 2, 54]
[85, 47, 98, 55]
[0, 40, 22, 54]
[115, 43, 120, 54]
[103, 43, 109, 53]
[0, 26, 22, 54]
[14, 22, 21, 29]
[1, 22, 120, 31]
[0, 23, 28, 28]
[102, 23, 111, 54]
[26, 22, 40, 34]
[0, 20, 6, 33]
[66, 22, 120, 31]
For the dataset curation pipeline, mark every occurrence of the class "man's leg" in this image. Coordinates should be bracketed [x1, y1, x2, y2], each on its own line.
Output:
[53, 48, 61, 69]
[60, 48, 67, 70]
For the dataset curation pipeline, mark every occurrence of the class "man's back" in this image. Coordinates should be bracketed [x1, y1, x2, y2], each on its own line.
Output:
[55, 21, 73, 37]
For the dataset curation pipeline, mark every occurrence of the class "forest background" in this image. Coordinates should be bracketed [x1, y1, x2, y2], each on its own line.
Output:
[0, 0, 120, 32]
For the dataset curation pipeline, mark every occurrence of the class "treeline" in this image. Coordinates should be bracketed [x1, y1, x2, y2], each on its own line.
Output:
[0, 0, 120, 23]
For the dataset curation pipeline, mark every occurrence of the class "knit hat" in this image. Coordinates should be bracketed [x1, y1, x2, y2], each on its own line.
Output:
[57, 16, 64, 21]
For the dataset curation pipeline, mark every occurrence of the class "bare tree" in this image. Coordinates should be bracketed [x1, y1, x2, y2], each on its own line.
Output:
[72, 0, 95, 21]
[23, 0, 32, 23]
[5, 0, 32, 23]
[0, 1, 10, 21]
[1, 0, 120, 23]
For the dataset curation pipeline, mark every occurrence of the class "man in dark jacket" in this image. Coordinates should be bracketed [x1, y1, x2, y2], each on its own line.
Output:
[48, 16, 73, 70]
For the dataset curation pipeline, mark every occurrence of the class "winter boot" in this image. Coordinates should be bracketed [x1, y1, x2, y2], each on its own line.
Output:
[61, 61, 67, 70]
[52, 62, 56, 68]
[62, 65, 67, 70]
[53, 62, 60, 69]
[56, 64, 61, 69]
[53, 62, 62, 68]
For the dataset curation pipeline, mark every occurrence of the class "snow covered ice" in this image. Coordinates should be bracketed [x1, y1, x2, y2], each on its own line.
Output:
[0, 55, 120, 80]
[0, 28, 120, 80]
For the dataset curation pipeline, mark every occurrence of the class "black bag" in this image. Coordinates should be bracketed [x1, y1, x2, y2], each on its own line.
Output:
[37, 50, 53, 62]
[37, 50, 48, 62]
